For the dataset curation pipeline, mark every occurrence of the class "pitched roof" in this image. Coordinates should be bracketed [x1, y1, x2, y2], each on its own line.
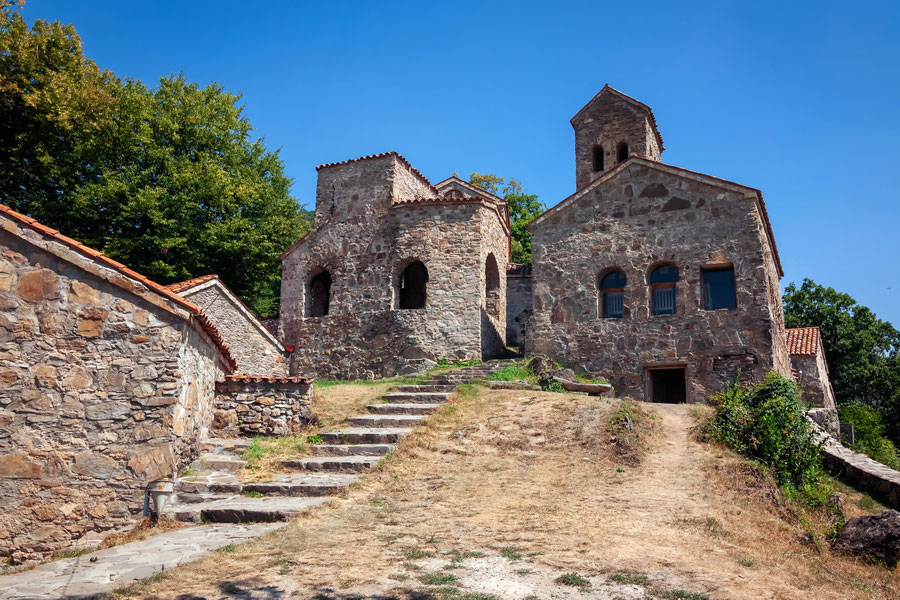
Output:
[315, 151, 438, 194]
[527, 156, 784, 277]
[570, 84, 665, 151]
[434, 176, 504, 202]
[0, 203, 238, 372]
[166, 274, 218, 294]
[786, 327, 822, 356]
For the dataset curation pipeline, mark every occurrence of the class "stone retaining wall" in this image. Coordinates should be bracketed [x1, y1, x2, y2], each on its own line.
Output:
[214, 377, 315, 436]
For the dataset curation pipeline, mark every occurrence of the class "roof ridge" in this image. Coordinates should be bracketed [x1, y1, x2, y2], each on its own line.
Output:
[0, 203, 237, 372]
[315, 151, 438, 193]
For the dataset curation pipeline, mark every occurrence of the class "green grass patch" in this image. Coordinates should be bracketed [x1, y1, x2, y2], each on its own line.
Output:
[500, 546, 523, 561]
[418, 572, 459, 585]
[437, 358, 482, 368]
[487, 364, 538, 384]
[242, 491, 263, 498]
[609, 570, 650, 586]
[554, 573, 591, 589]
[403, 547, 433, 559]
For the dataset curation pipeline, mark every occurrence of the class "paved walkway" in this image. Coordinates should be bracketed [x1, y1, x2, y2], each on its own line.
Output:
[0, 523, 280, 600]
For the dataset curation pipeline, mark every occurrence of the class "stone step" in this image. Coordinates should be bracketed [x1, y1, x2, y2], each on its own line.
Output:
[393, 384, 456, 393]
[198, 438, 253, 453]
[311, 444, 394, 457]
[243, 473, 359, 497]
[165, 495, 329, 523]
[345, 414, 425, 427]
[367, 403, 441, 415]
[197, 453, 246, 473]
[382, 392, 451, 403]
[176, 472, 241, 495]
[282, 455, 381, 473]
[319, 427, 412, 444]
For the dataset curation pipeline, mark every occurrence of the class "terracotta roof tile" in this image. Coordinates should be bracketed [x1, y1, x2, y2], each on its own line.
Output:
[0, 203, 238, 372]
[166, 274, 218, 294]
[225, 374, 313, 384]
[786, 327, 821, 356]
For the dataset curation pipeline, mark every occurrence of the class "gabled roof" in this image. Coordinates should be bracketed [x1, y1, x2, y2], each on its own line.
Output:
[315, 151, 439, 195]
[167, 274, 286, 354]
[786, 327, 822, 356]
[434, 176, 504, 203]
[527, 156, 783, 277]
[0, 203, 237, 372]
[570, 84, 665, 151]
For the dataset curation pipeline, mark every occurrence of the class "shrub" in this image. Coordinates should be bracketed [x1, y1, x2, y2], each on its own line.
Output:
[838, 402, 900, 470]
[706, 372, 826, 497]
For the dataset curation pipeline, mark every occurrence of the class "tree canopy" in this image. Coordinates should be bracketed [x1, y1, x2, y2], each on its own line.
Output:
[0, 1, 308, 315]
[783, 279, 900, 408]
[467, 173, 544, 265]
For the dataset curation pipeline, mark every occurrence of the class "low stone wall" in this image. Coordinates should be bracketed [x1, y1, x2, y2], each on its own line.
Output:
[214, 376, 315, 436]
[811, 421, 900, 509]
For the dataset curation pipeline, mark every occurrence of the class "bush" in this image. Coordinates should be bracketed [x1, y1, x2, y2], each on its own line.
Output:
[839, 402, 900, 470]
[707, 372, 826, 496]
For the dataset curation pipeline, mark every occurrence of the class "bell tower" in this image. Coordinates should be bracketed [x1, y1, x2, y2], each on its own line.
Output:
[571, 85, 664, 189]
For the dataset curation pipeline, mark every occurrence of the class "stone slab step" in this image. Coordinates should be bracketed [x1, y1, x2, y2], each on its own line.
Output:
[345, 414, 425, 427]
[367, 403, 441, 415]
[243, 473, 360, 496]
[382, 392, 451, 403]
[319, 427, 412, 445]
[165, 495, 328, 523]
[176, 472, 241, 495]
[199, 438, 253, 453]
[393, 384, 456, 393]
[282, 455, 381, 473]
[311, 444, 395, 457]
[197, 453, 246, 472]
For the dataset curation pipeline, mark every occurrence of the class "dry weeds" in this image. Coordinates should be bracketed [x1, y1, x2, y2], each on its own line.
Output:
[117, 386, 900, 599]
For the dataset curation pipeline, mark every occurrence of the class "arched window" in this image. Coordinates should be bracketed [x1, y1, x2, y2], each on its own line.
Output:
[308, 270, 331, 317]
[617, 142, 629, 164]
[398, 260, 428, 309]
[649, 265, 678, 316]
[445, 189, 464, 199]
[600, 271, 626, 318]
[485, 253, 501, 319]
[592, 145, 604, 172]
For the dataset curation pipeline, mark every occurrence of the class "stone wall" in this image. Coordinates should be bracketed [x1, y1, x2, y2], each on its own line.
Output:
[792, 351, 837, 411]
[506, 265, 532, 348]
[179, 280, 287, 375]
[214, 376, 314, 436]
[527, 159, 790, 402]
[281, 153, 510, 379]
[0, 225, 225, 564]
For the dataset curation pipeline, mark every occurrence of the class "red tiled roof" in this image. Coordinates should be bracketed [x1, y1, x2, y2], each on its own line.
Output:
[225, 374, 313, 384]
[786, 327, 821, 356]
[0, 203, 238, 372]
[166, 274, 218, 294]
[570, 84, 665, 151]
[434, 176, 505, 203]
[315, 151, 438, 194]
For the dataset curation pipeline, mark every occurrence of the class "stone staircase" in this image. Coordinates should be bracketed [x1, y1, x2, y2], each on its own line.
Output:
[163, 360, 513, 523]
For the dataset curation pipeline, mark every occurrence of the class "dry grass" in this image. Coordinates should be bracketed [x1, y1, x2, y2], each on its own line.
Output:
[116, 386, 900, 599]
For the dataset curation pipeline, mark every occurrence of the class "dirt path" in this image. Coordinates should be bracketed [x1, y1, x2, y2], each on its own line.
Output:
[117, 391, 900, 600]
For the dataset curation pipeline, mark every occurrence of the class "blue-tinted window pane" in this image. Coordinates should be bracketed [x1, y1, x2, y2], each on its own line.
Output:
[703, 268, 736, 310]
[601, 271, 627, 290]
[652, 286, 676, 315]
[603, 291, 624, 318]
[650, 265, 679, 284]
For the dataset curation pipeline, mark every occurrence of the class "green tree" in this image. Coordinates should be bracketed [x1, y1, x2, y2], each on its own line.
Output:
[783, 279, 900, 408]
[468, 173, 544, 265]
[0, 2, 308, 315]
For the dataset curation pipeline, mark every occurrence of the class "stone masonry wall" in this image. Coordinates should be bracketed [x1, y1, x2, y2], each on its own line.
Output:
[214, 377, 314, 436]
[282, 155, 510, 379]
[506, 265, 532, 348]
[0, 227, 223, 564]
[180, 282, 287, 375]
[793, 352, 837, 411]
[528, 161, 789, 403]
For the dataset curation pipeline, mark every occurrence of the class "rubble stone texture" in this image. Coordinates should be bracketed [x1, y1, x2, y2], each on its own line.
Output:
[280, 153, 510, 380]
[0, 215, 227, 564]
[215, 377, 315, 436]
[173, 277, 288, 375]
[526, 86, 791, 401]
[505, 264, 532, 348]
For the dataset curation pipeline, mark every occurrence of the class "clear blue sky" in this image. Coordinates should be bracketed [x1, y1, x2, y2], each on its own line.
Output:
[24, 0, 900, 326]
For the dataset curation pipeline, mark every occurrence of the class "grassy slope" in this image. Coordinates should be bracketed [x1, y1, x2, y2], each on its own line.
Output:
[118, 386, 899, 599]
